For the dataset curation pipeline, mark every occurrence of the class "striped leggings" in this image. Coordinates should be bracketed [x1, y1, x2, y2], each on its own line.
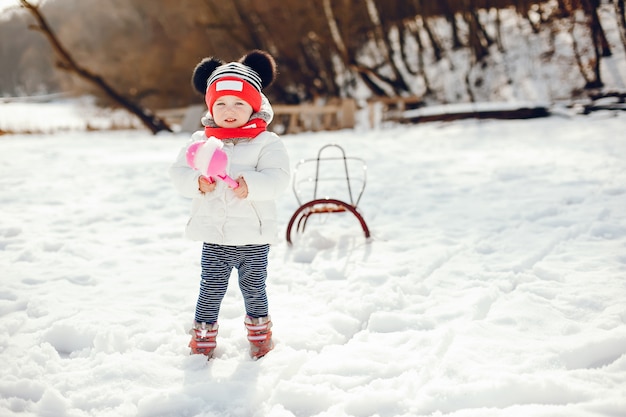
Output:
[195, 243, 270, 324]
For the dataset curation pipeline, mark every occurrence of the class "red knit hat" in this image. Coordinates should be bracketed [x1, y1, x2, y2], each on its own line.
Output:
[191, 51, 277, 117]
[205, 73, 262, 115]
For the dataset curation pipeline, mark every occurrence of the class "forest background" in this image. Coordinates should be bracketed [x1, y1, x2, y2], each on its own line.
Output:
[1, 0, 625, 111]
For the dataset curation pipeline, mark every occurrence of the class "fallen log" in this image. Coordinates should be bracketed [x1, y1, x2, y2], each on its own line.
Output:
[388, 102, 551, 124]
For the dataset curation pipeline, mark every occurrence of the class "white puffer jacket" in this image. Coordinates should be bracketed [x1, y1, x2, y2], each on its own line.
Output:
[169, 130, 291, 245]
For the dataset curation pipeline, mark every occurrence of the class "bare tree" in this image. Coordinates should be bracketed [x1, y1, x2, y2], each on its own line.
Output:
[19, 0, 171, 134]
[3, 0, 621, 110]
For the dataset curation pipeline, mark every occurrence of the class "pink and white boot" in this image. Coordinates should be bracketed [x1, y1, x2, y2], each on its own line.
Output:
[245, 315, 274, 359]
[189, 321, 218, 358]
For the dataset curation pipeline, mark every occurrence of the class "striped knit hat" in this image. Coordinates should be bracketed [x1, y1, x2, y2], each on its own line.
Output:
[192, 50, 277, 116]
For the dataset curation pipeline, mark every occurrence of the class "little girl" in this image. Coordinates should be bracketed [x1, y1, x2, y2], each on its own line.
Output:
[169, 50, 290, 359]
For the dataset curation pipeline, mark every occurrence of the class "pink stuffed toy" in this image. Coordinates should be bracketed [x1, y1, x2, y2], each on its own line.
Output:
[186, 137, 239, 188]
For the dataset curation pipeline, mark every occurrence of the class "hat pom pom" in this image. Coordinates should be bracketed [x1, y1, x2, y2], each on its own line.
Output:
[240, 50, 277, 89]
[191, 57, 224, 94]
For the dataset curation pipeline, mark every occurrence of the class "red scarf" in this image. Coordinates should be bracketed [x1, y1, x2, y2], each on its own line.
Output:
[205, 118, 267, 140]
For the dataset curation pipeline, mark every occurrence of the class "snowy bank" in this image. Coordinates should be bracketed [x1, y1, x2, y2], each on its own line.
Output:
[1, 109, 625, 416]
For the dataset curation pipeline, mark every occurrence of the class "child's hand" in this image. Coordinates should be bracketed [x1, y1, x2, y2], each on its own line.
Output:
[232, 177, 248, 199]
[198, 176, 216, 194]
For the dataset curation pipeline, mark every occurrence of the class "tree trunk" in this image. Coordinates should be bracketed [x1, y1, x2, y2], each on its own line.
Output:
[617, 0, 626, 52]
[568, 15, 597, 88]
[495, 8, 505, 52]
[20, 0, 171, 135]
[441, 0, 463, 49]
[464, 6, 490, 61]
[581, 0, 606, 88]
[470, 9, 494, 48]
[405, 19, 434, 97]
[584, 0, 612, 57]
[322, 0, 348, 63]
[399, 22, 418, 76]
[362, 0, 410, 95]
[412, 0, 443, 61]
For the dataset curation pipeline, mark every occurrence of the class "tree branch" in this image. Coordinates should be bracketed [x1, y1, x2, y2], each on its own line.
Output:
[19, 0, 172, 134]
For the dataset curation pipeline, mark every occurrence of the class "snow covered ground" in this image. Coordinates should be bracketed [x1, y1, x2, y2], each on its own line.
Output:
[1, 105, 625, 417]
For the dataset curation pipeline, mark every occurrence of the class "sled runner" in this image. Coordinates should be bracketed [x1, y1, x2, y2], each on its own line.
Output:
[286, 144, 370, 245]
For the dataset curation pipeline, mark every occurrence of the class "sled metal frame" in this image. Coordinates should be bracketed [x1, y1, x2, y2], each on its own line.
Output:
[286, 144, 370, 245]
